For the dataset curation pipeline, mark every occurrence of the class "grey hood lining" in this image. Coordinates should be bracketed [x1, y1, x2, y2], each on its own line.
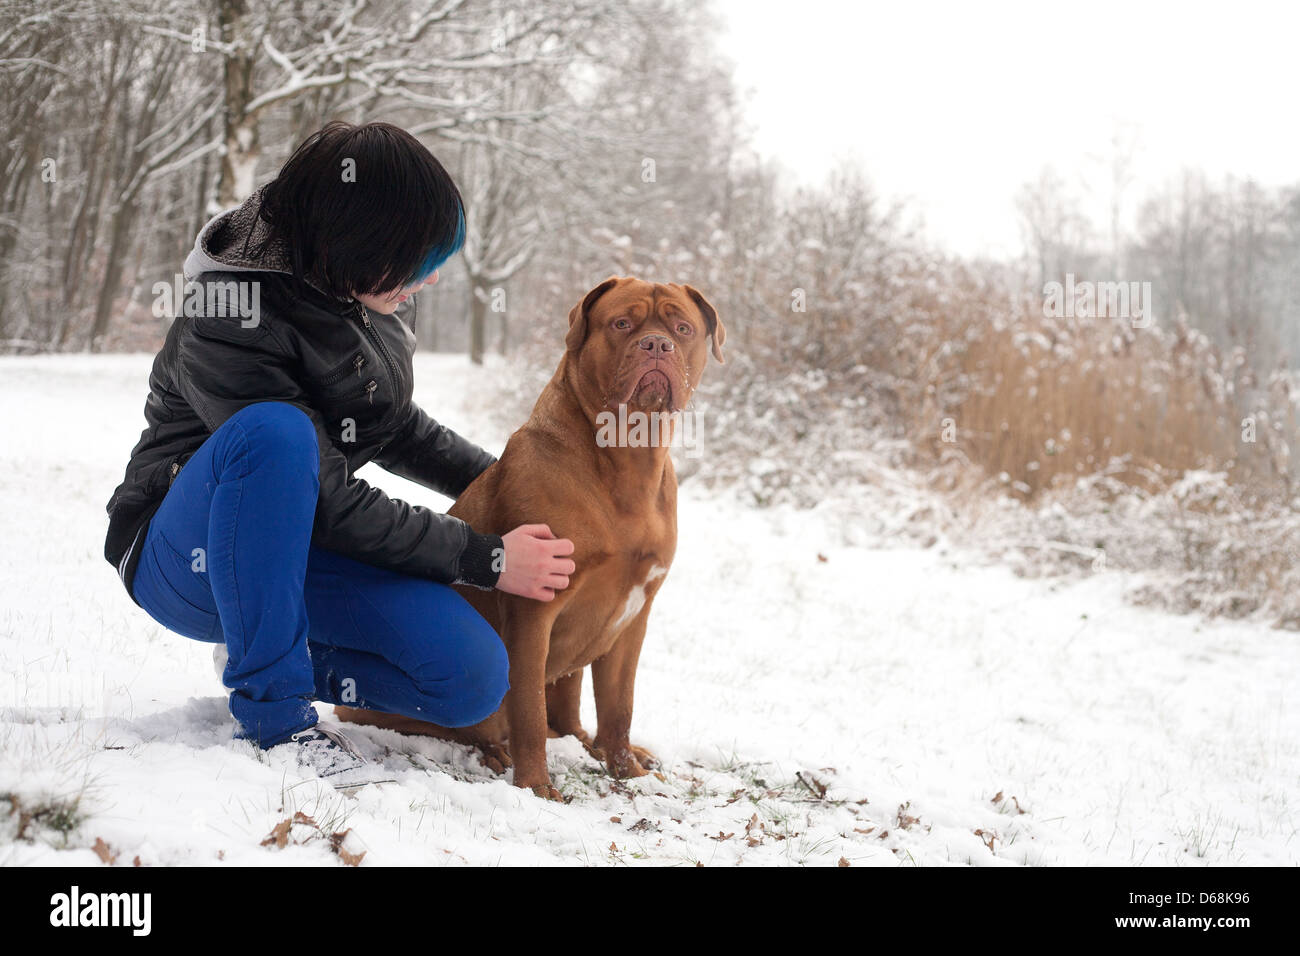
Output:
[182, 184, 352, 304]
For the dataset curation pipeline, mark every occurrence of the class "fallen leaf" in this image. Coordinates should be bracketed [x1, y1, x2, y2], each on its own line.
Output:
[261, 819, 292, 849]
[797, 770, 827, 799]
[261, 812, 324, 851]
[92, 837, 116, 865]
[838, 856, 850, 867]
[610, 816, 621, 823]
[897, 804, 921, 829]
[992, 791, 1027, 814]
[329, 829, 366, 867]
[132, 855, 141, 867]
[709, 831, 735, 841]
[854, 827, 875, 835]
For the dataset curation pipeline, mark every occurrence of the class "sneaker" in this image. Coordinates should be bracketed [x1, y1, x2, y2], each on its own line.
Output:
[274, 720, 396, 792]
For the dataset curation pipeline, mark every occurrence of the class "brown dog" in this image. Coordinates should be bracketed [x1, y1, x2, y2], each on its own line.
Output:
[336, 276, 725, 799]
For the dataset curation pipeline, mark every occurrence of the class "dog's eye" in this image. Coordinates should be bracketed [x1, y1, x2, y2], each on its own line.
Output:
[676, 322, 693, 335]
[613, 318, 631, 330]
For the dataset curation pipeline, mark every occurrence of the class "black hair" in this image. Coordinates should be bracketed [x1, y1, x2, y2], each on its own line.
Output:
[250, 120, 466, 303]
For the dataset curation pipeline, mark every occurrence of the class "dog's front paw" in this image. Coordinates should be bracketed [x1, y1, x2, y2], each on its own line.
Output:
[512, 768, 564, 802]
[628, 743, 660, 771]
[587, 739, 655, 779]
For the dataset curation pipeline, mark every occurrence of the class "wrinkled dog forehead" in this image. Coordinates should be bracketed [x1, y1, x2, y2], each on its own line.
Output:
[592, 280, 702, 320]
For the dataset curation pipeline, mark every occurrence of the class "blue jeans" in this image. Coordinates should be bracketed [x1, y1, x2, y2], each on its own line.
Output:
[131, 401, 509, 748]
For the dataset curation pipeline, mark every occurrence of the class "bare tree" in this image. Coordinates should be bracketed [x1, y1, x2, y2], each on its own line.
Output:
[1015, 166, 1096, 289]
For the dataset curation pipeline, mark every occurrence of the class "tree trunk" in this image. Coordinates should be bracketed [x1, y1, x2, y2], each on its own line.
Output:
[469, 274, 489, 365]
[87, 198, 139, 351]
[62, 27, 124, 304]
[497, 307, 510, 357]
[217, 0, 259, 207]
[192, 114, 216, 243]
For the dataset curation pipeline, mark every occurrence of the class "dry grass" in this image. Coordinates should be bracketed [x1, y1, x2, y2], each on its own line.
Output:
[901, 278, 1298, 507]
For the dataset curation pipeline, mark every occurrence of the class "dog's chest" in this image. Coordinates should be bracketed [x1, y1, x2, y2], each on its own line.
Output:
[608, 562, 667, 632]
[547, 552, 671, 678]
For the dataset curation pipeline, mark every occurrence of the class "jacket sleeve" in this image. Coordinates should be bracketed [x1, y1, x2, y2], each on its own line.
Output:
[174, 312, 503, 589]
[371, 402, 497, 499]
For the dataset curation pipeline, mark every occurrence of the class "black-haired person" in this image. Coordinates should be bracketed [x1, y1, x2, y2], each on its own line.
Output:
[104, 121, 575, 787]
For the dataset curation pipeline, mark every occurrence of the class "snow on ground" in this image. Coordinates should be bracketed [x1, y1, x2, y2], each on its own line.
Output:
[1, 354, 1296, 866]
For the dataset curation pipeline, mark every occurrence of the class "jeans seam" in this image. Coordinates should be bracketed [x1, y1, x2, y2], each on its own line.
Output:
[214, 420, 252, 651]
[155, 526, 199, 566]
[139, 528, 218, 621]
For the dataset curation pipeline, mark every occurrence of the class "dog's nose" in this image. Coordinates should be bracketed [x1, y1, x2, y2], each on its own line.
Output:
[638, 334, 674, 355]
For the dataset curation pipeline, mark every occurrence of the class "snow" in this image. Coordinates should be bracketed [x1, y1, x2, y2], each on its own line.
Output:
[1, 354, 1297, 866]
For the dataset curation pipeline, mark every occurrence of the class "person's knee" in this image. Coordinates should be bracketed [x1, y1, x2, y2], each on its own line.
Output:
[232, 402, 316, 450]
[226, 402, 318, 471]
[420, 625, 510, 728]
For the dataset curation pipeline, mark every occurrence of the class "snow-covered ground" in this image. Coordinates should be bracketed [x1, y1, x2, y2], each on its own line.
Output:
[1, 354, 1296, 866]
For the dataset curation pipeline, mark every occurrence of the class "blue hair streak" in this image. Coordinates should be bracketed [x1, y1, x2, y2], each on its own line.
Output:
[404, 201, 466, 287]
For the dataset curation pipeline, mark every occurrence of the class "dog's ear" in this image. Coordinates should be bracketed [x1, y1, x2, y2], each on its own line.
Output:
[566, 275, 620, 353]
[683, 284, 725, 364]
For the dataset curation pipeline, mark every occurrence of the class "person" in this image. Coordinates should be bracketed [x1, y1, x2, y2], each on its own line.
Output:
[103, 121, 575, 788]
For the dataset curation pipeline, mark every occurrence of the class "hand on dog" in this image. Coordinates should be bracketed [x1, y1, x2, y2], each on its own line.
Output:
[497, 524, 576, 601]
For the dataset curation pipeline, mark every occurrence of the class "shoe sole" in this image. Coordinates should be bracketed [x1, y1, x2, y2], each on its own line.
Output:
[333, 777, 398, 796]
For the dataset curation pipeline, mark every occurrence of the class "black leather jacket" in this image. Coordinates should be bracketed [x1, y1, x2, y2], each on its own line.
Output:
[104, 191, 502, 603]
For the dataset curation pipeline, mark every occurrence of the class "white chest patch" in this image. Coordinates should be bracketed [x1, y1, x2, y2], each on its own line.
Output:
[612, 565, 668, 631]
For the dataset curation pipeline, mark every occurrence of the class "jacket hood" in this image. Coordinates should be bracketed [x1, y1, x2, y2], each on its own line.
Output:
[183, 184, 351, 304]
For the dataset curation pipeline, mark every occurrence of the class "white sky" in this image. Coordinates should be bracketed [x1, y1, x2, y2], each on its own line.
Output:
[713, 0, 1300, 260]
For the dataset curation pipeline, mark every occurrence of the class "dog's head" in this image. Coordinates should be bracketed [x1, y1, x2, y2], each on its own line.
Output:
[564, 275, 725, 414]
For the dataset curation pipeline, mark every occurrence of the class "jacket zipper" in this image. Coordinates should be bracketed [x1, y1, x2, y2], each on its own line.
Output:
[317, 351, 367, 386]
[354, 302, 401, 431]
